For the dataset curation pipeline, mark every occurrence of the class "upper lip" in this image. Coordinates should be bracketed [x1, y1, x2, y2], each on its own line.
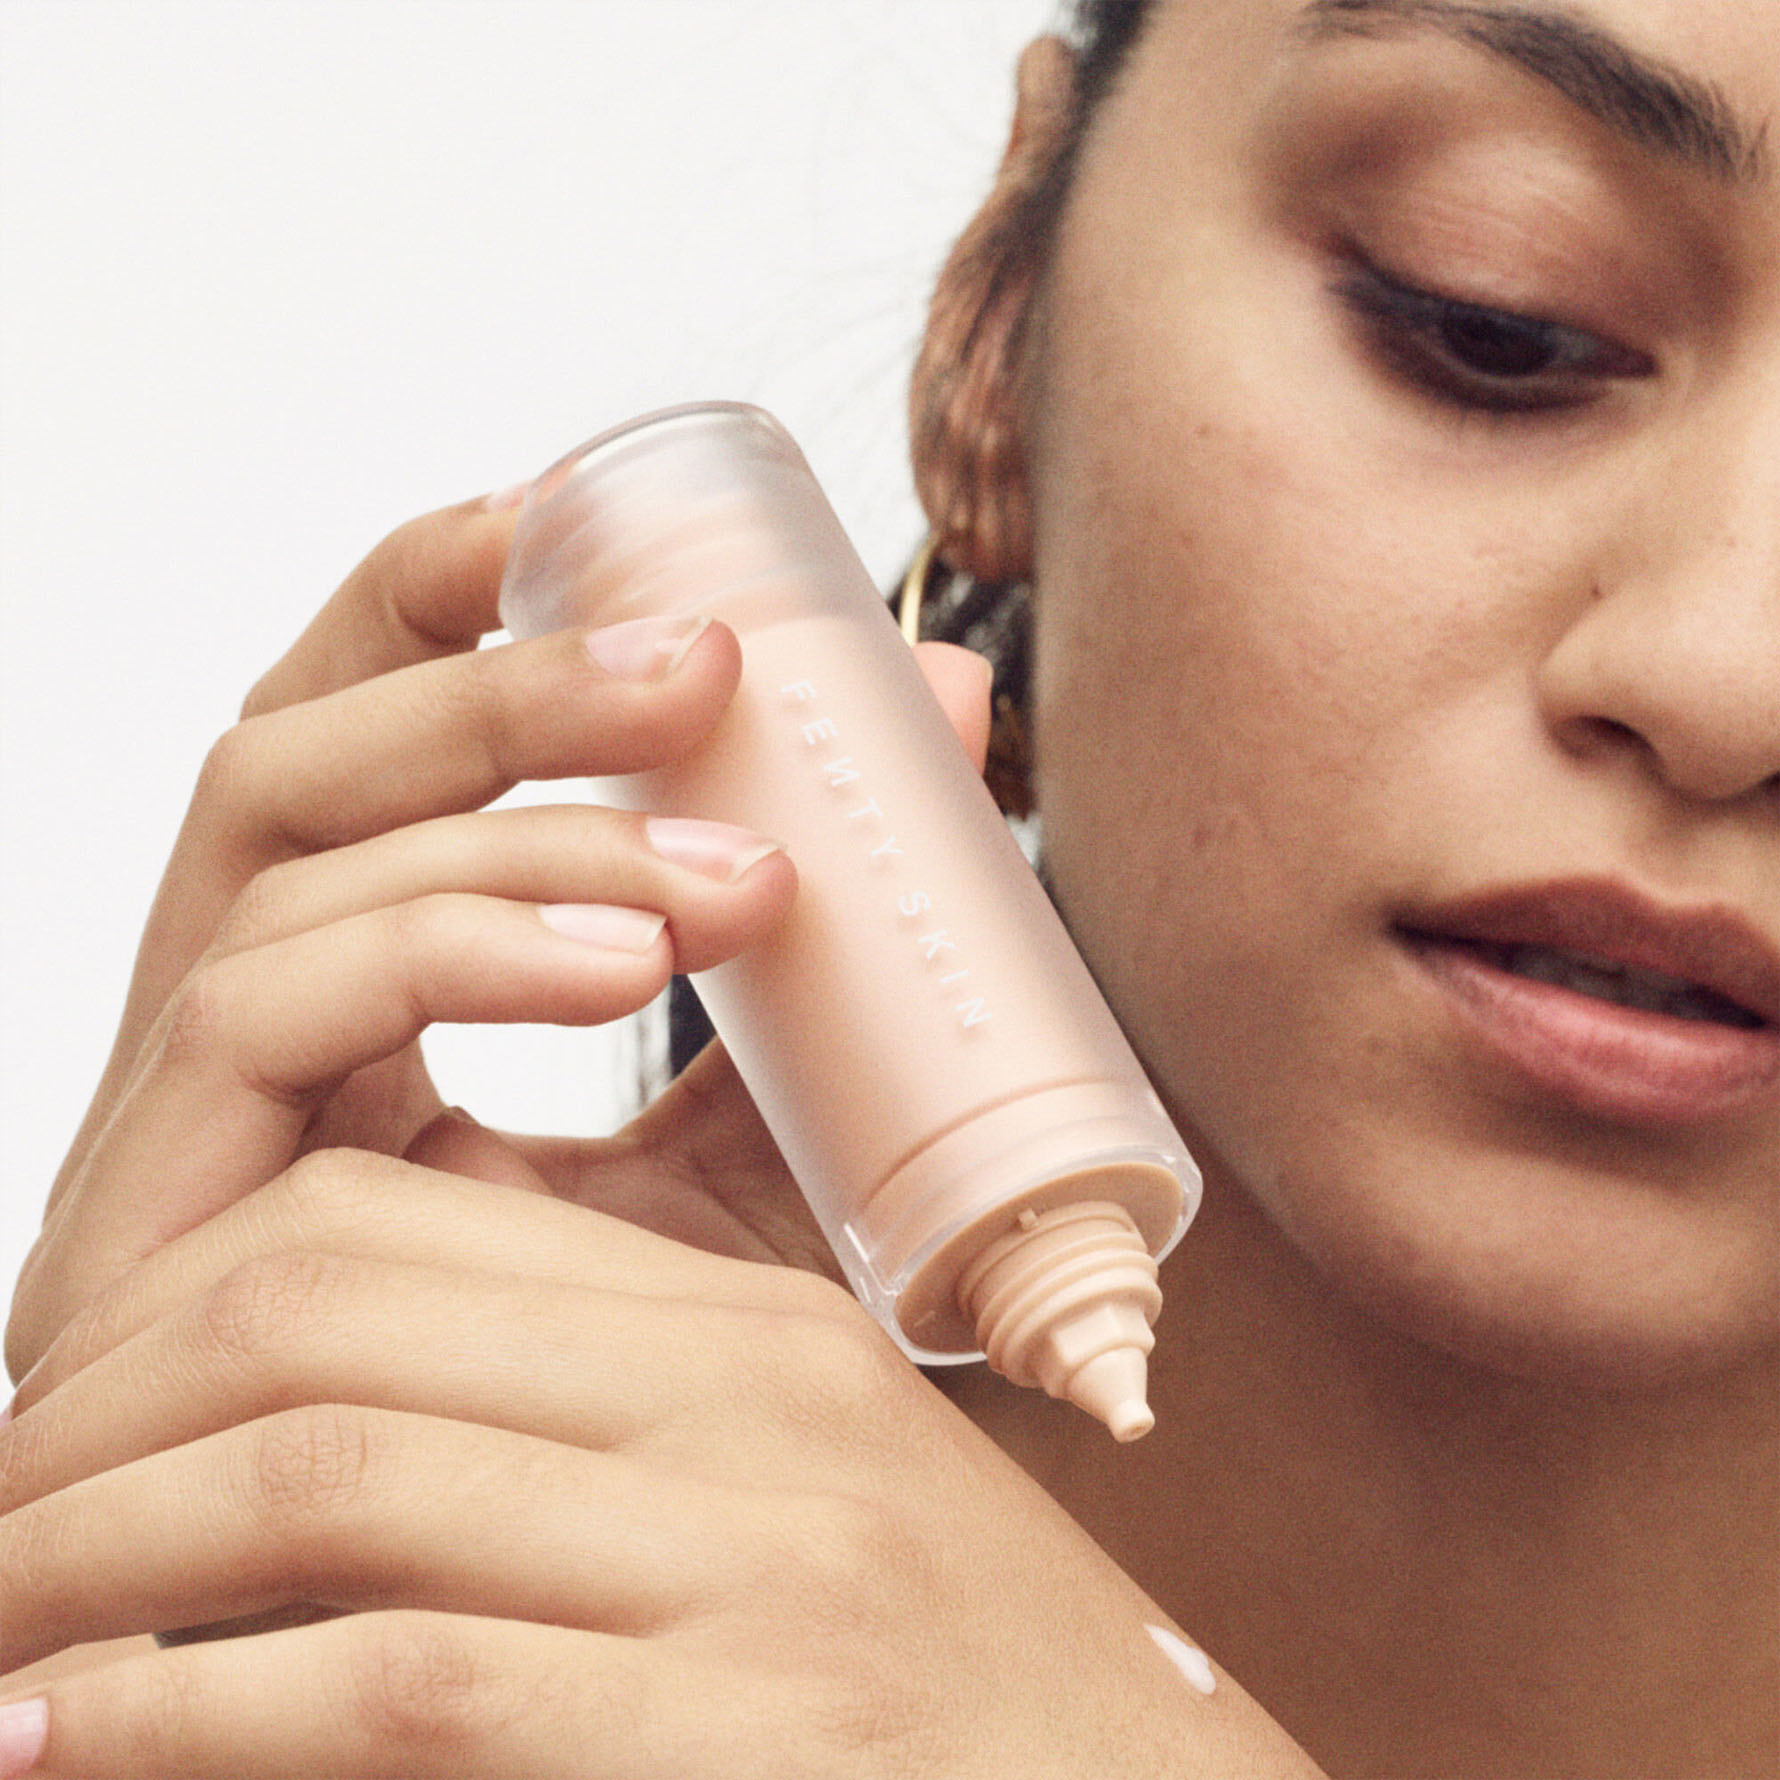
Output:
[1394, 877, 1780, 1027]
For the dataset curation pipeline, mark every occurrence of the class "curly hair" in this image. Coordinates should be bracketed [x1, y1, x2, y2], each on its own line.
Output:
[899, 0, 1158, 820]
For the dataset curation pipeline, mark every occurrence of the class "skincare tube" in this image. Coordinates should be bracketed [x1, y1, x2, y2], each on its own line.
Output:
[499, 404, 1200, 1439]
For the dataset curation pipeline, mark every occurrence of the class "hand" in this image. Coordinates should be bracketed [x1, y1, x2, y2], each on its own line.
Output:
[0, 491, 1325, 1775]
[0, 1153, 1329, 1778]
[5, 492, 993, 1380]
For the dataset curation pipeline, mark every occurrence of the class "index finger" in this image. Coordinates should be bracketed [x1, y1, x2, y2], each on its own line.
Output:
[239, 492, 523, 720]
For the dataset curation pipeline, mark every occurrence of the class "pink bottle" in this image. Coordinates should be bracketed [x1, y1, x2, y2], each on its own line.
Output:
[499, 404, 1200, 1438]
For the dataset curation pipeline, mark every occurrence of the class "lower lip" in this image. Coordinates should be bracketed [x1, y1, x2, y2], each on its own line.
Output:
[1399, 933, 1780, 1125]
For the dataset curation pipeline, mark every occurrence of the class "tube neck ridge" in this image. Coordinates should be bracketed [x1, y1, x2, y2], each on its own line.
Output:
[957, 1201, 1162, 1441]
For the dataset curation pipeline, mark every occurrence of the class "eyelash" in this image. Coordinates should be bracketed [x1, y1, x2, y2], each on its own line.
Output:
[1332, 260, 1657, 414]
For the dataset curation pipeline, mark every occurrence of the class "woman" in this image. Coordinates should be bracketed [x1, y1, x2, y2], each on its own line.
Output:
[3, 0, 1775, 1772]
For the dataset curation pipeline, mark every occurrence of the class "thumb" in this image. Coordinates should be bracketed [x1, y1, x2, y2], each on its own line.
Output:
[594, 1040, 842, 1280]
[402, 1106, 557, 1195]
[913, 641, 994, 771]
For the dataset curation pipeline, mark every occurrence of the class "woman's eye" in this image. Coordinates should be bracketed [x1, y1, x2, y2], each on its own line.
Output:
[1333, 262, 1656, 413]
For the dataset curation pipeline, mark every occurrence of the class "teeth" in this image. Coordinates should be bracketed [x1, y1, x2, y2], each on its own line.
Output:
[1497, 944, 1760, 1027]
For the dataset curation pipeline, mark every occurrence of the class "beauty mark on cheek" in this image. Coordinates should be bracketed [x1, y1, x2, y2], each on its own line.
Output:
[1146, 1623, 1218, 1695]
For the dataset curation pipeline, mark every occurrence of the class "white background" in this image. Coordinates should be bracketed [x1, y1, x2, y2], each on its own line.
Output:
[0, 1, 1060, 1321]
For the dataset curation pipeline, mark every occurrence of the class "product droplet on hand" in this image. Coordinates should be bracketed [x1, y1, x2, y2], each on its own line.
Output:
[1146, 1625, 1218, 1695]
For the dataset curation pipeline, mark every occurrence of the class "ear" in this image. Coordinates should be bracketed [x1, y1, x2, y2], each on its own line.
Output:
[910, 36, 1078, 585]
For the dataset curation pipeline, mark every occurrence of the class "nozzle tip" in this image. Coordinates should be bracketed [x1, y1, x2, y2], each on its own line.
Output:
[1108, 1398, 1156, 1443]
[1066, 1345, 1155, 1441]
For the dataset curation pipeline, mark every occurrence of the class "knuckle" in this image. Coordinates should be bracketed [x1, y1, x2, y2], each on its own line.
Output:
[375, 892, 432, 957]
[247, 1403, 380, 1528]
[273, 1146, 383, 1234]
[361, 512, 441, 604]
[381, 889, 482, 964]
[377, 895, 486, 1017]
[3, 1233, 65, 1386]
[192, 719, 286, 858]
[804, 1666, 941, 1776]
[346, 1613, 506, 1755]
[115, 1642, 211, 1770]
[212, 856, 297, 952]
[237, 661, 282, 720]
[199, 1249, 354, 1369]
[778, 1303, 910, 1416]
[0, 1399, 58, 1510]
[796, 1490, 920, 1600]
[154, 959, 237, 1071]
[7, 1245, 151, 1416]
[418, 640, 517, 776]
[268, 1149, 421, 1255]
[192, 719, 256, 813]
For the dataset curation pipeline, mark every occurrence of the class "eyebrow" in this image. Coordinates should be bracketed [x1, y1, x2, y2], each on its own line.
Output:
[1296, 0, 1769, 186]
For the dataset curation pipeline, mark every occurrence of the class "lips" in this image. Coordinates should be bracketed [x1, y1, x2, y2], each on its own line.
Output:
[1393, 878, 1780, 1124]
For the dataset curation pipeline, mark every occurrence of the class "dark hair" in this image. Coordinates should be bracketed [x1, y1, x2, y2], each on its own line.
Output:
[900, 0, 1158, 820]
[1039, 2, 1162, 249]
[667, 1, 1158, 1075]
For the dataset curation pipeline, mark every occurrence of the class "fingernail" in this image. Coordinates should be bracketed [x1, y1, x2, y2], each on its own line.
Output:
[481, 479, 532, 512]
[0, 1699, 48, 1778]
[538, 903, 666, 953]
[645, 817, 783, 884]
[585, 614, 710, 681]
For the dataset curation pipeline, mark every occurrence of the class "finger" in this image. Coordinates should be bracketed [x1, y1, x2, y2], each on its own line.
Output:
[913, 639, 994, 771]
[15, 1153, 850, 1402]
[40, 897, 682, 1326]
[120, 617, 738, 1040]
[240, 496, 521, 719]
[205, 616, 738, 875]
[208, 803, 792, 976]
[401, 1106, 558, 1192]
[219, 639, 979, 961]
[50, 613, 739, 1217]
[551, 640, 995, 1269]
[0, 1404, 790, 1672]
[0, 1611, 757, 1780]
[49, 494, 517, 1210]
[1, 1251, 896, 1511]
[608, 1037, 837, 1278]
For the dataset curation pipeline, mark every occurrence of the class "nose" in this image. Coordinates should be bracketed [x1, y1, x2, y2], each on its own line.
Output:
[1536, 391, 1780, 806]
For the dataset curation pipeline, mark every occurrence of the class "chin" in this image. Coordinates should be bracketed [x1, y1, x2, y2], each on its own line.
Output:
[1241, 1128, 1779, 1392]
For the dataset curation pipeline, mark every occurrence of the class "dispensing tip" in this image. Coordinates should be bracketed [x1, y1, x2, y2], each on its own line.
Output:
[958, 1201, 1165, 1439]
[1066, 1345, 1155, 1442]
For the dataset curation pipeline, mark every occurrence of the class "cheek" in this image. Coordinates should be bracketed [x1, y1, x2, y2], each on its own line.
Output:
[1028, 304, 1439, 1061]
[1024, 213, 1588, 1078]
[1029, 408, 1396, 1210]
[1021, 241, 1778, 1381]
[1024, 233, 1523, 1221]
[1003, 5, 1780, 1380]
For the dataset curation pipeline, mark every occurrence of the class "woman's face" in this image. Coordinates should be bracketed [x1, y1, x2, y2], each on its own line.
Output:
[1023, 0, 1779, 1382]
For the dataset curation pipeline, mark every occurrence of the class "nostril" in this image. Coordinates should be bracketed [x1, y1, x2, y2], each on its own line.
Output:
[1554, 714, 1647, 760]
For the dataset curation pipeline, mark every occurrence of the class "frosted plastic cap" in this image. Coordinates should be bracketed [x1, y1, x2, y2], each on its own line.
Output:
[499, 403, 851, 640]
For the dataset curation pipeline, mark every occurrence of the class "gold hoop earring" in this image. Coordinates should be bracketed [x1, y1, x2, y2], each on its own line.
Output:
[898, 531, 946, 646]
